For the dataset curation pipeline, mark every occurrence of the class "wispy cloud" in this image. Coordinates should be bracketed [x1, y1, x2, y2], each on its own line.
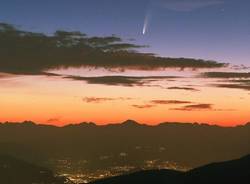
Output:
[202, 72, 250, 91]
[47, 117, 61, 123]
[167, 86, 199, 91]
[151, 100, 192, 104]
[82, 97, 133, 103]
[213, 83, 250, 91]
[132, 104, 155, 109]
[171, 103, 213, 111]
[202, 72, 250, 78]
[65, 75, 178, 87]
[230, 65, 250, 71]
[132, 99, 192, 109]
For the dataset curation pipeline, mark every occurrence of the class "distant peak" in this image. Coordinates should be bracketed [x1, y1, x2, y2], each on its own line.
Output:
[245, 122, 250, 126]
[66, 122, 97, 127]
[121, 119, 140, 126]
[82, 122, 97, 126]
[22, 121, 36, 125]
[23, 120, 35, 124]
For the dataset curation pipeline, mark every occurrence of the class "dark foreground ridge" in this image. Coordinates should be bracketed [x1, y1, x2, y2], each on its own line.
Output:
[89, 154, 250, 184]
[0, 155, 73, 184]
[0, 154, 249, 184]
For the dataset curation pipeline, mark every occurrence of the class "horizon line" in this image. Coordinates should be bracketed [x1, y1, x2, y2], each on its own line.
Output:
[1, 119, 249, 128]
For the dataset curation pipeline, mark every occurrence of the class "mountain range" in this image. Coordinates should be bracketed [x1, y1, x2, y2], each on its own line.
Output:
[0, 120, 249, 170]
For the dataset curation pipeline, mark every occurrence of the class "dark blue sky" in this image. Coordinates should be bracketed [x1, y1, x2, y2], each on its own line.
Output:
[1, 0, 250, 65]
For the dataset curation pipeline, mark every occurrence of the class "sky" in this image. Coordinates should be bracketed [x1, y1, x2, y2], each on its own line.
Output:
[0, 0, 250, 126]
[1, 0, 250, 64]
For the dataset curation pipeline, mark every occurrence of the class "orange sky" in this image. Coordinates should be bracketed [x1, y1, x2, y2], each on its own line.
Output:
[1, 69, 250, 127]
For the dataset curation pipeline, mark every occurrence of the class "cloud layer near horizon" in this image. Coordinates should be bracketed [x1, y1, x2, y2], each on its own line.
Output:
[64, 75, 178, 87]
[202, 72, 250, 91]
[170, 103, 213, 111]
[82, 97, 133, 103]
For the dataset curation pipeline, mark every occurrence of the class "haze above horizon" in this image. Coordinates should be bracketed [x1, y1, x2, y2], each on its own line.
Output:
[0, 0, 250, 126]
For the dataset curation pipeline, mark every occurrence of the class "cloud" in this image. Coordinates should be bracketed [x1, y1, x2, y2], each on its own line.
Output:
[0, 22, 227, 76]
[0, 73, 19, 79]
[171, 103, 213, 111]
[132, 104, 155, 109]
[226, 80, 250, 84]
[132, 99, 194, 109]
[202, 72, 250, 78]
[202, 72, 250, 91]
[151, 100, 192, 104]
[0, 73, 8, 78]
[213, 83, 250, 91]
[134, 101, 233, 111]
[65, 75, 179, 87]
[83, 97, 116, 103]
[82, 97, 133, 103]
[156, 0, 224, 12]
[47, 117, 61, 123]
[167, 86, 199, 91]
[230, 65, 250, 71]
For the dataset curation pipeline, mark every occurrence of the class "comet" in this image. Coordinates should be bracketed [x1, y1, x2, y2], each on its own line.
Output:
[142, 11, 151, 35]
[142, 15, 148, 35]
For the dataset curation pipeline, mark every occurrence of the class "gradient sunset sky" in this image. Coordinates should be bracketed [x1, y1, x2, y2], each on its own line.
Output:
[0, 0, 250, 126]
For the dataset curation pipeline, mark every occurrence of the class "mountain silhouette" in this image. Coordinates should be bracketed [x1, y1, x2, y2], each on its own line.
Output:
[0, 120, 249, 170]
[0, 155, 72, 184]
[88, 154, 250, 184]
[120, 120, 142, 127]
[184, 154, 250, 183]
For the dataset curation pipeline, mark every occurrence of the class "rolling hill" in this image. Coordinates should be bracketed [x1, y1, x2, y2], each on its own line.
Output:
[0, 155, 72, 184]
[89, 154, 250, 184]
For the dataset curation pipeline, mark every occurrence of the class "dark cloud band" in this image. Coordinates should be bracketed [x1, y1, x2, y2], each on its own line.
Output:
[0, 23, 227, 76]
